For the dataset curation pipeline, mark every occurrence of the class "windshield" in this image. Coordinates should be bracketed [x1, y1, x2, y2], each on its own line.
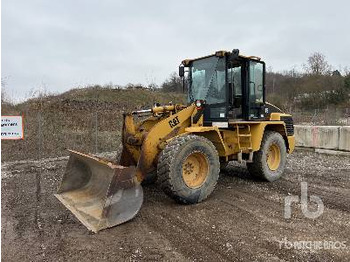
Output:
[188, 56, 226, 104]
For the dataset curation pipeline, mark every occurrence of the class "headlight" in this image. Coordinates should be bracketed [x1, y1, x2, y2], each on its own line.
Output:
[195, 100, 205, 110]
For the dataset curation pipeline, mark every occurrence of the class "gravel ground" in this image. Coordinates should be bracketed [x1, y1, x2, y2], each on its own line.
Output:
[1, 149, 350, 261]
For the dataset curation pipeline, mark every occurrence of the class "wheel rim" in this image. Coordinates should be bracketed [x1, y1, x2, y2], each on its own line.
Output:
[182, 151, 209, 188]
[266, 143, 281, 171]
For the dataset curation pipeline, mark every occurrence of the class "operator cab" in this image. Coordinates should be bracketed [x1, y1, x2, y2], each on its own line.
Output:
[180, 49, 266, 126]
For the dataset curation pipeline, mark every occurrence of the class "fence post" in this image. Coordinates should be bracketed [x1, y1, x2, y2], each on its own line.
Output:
[37, 111, 42, 160]
[95, 111, 98, 154]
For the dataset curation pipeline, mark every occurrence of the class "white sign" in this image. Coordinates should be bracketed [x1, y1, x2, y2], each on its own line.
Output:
[1, 116, 24, 140]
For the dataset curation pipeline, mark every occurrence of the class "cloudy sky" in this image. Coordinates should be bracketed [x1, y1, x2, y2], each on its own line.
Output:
[2, 0, 350, 101]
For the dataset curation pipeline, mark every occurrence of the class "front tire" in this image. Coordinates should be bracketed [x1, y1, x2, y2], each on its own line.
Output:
[157, 135, 220, 204]
[247, 131, 287, 182]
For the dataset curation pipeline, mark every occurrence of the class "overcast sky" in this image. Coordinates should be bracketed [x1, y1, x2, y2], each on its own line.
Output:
[2, 0, 350, 101]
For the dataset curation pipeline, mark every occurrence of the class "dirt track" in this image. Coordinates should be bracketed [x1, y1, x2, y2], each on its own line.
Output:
[2, 150, 350, 261]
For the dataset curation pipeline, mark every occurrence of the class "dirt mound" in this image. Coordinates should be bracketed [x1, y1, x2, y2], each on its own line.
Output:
[1, 87, 185, 162]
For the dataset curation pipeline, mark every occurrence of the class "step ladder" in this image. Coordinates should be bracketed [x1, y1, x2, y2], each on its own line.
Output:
[235, 124, 253, 163]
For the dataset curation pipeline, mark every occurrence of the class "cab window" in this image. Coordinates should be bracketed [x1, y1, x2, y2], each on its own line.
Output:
[249, 61, 264, 104]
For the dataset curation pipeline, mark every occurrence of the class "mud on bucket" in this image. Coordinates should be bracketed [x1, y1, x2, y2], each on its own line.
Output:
[55, 150, 143, 232]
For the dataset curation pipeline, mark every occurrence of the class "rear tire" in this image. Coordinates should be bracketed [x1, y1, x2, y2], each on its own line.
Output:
[247, 131, 287, 182]
[157, 134, 220, 204]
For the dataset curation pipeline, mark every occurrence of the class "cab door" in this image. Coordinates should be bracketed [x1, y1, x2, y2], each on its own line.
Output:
[228, 64, 243, 119]
[247, 60, 265, 119]
[202, 57, 228, 125]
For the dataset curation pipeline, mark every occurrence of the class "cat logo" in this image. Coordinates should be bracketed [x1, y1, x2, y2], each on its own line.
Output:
[169, 116, 180, 128]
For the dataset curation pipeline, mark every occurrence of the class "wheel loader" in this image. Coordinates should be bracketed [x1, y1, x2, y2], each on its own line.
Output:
[55, 49, 295, 232]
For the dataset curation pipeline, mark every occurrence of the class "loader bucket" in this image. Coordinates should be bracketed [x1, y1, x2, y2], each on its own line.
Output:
[55, 150, 143, 232]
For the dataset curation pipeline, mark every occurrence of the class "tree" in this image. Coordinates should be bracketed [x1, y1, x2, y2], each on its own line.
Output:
[344, 75, 350, 91]
[303, 52, 331, 75]
[161, 72, 182, 92]
[1, 77, 9, 103]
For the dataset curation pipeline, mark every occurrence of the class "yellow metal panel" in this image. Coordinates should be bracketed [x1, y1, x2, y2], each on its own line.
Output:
[121, 114, 140, 165]
[184, 126, 228, 156]
[287, 136, 295, 153]
[243, 121, 291, 152]
[221, 130, 238, 155]
[135, 104, 195, 181]
[152, 105, 175, 114]
[250, 123, 267, 151]
[185, 122, 293, 156]
[269, 113, 292, 121]
[270, 113, 281, 121]
[184, 126, 218, 133]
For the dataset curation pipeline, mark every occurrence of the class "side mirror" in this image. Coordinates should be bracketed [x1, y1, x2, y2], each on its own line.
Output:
[179, 66, 184, 77]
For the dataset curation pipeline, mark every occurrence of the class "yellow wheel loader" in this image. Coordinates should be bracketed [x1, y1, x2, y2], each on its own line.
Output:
[55, 49, 295, 232]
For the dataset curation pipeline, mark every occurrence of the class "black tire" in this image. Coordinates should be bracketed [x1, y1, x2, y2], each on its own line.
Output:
[157, 134, 220, 204]
[247, 131, 287, 182]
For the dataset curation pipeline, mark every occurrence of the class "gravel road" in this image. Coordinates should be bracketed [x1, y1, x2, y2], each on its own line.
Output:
[1, 150, 349, 261]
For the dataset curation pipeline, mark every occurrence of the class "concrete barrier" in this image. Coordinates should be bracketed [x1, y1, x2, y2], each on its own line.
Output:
[316, 126, 340, 150]
[294, 125, 313, 148]
[294, 125, 349, 152]
[339, 126, 350, 151]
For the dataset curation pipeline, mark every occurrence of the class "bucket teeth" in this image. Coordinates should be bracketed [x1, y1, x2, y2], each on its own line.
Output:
[55, 150, 143, 232]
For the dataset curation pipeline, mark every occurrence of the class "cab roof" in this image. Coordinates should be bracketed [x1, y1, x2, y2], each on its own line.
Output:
[182, 50, 261, 66]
